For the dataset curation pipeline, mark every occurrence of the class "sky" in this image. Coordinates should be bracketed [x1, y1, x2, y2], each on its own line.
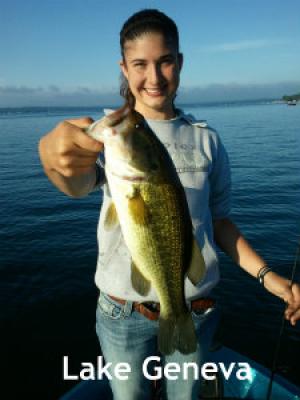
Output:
[1, 0, 300, 107]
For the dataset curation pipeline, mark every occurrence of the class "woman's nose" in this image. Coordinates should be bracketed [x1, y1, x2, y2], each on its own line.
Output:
[148, 64, 163, 85]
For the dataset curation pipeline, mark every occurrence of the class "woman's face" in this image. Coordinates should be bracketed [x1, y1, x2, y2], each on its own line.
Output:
[120, 32, 183, 120]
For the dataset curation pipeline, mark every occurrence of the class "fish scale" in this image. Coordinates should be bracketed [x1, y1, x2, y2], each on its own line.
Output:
[127, 181, 186, 317]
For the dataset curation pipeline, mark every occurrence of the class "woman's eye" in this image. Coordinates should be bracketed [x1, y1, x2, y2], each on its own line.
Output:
[161, 58, 174, 66]
[134, 63, 145, 68]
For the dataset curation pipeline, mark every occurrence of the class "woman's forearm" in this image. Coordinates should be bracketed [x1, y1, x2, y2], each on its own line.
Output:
[213, 217, 266, 277]
[213, 217, 294, 300]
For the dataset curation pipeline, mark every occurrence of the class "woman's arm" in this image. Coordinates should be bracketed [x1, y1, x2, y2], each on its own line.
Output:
[213, 217, 300, 325]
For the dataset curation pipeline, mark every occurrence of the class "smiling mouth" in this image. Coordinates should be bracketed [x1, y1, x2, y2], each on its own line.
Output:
[144, 88, 165, 96]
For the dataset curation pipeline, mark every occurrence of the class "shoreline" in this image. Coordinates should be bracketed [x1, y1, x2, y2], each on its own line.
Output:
[0, 98, 291, 114]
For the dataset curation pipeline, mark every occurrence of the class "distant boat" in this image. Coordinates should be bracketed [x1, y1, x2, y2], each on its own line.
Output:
[287, 100, 297, 106]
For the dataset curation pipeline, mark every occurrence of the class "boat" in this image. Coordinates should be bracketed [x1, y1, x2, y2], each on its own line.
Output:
[287, 100, 297, 106]
[59, 345, 300, 399]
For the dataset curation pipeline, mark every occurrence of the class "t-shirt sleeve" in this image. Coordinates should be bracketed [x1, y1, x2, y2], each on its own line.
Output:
[209, 132, 231, 219]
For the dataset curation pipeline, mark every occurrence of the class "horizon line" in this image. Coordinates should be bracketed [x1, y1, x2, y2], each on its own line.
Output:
[0, 98, 286, 110]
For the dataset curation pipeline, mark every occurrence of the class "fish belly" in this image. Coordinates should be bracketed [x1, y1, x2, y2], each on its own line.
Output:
[108, 174, 186, 316]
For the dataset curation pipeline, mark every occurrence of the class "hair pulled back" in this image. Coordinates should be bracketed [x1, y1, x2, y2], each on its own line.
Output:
[119, 9, 180, 108]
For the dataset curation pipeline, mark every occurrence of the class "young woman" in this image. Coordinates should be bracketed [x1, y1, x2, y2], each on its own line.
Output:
[39, 9, 300, 400]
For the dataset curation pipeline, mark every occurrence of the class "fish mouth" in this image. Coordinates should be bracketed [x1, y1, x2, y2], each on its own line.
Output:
[120, 175, 147, 182]
[112, 171, 147, 182]
[106, 164, 148, 182]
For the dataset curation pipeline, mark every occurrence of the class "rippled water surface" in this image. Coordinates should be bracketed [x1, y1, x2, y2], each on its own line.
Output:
[1, 102, 300, 398]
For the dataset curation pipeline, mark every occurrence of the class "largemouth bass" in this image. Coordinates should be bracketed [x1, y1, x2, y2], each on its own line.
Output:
[86, 106, 206, 355]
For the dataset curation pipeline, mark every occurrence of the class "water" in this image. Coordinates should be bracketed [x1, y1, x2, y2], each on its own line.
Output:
[1, 101, 300, 398]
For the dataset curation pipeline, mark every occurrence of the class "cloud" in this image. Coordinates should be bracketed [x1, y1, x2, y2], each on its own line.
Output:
[1, 81, 300, 107]
[0, 85, 44, 95]
[177, 81, 300, 103]
[200, 39, 285, 52]
[0, 85, 122, 107]
[48, 85, 61, 93]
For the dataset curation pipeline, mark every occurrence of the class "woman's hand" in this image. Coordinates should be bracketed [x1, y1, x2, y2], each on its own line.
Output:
[39, 117, 103, 177]
[264, 272, 300, 326]
[38, 117, 104, 197]
[282, 282, 300, 326]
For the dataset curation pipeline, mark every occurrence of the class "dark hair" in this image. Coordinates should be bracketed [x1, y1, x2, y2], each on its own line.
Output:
[119, 9, 180, 108]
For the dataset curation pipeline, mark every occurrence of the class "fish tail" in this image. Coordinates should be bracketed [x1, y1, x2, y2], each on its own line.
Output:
[175, 311, 198, 354]
[158, 312, 197, 355]
[158, 317, 176, 355]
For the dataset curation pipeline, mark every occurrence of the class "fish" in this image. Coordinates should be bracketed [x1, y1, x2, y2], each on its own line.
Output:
[85, 105, 206, 355]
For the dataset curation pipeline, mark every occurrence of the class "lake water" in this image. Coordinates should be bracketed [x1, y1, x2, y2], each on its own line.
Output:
[0, 101, 300, 398]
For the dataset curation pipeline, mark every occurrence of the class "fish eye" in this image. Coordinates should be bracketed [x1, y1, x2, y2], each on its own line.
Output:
[135, 124, 140, 128]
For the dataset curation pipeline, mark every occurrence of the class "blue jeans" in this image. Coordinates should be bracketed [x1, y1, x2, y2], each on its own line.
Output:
[95, 292, 220, 400]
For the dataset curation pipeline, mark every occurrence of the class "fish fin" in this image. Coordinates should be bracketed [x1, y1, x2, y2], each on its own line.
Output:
[131, 261, 151, 296]
[186, 237, 206, 285]
[128, 192, 150, 225]
[158, 312, 197, 356]
[104, 202, 119, 230]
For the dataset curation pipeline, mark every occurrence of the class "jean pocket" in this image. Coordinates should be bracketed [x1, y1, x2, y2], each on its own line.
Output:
[97, 292, 123, 320]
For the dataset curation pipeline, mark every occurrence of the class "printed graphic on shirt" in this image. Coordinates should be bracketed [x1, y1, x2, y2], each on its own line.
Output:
[170, 150, 209, 173]
[156, 144, 210, 190]
[162, 143, 210, 174]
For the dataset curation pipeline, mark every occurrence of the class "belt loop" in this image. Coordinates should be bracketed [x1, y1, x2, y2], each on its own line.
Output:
[123, 300, 133, 317]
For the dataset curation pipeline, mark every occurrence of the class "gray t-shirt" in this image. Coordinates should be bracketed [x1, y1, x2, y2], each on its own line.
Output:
[93, 110, 231, 301]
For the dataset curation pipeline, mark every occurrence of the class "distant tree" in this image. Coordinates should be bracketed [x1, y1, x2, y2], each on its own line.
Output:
[282, 93, 300, 101]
